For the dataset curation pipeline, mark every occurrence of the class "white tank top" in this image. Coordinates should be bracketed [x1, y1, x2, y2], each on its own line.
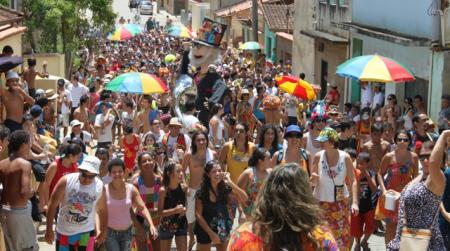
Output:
[209, 115, 224, 143]
[305, 132, 322, 158]
[56, 173, 103, 235]
[313, 150, 349, 202]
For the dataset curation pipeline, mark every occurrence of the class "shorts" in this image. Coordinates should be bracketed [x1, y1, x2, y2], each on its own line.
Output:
[194, 222, 212, 244]
[350, 210, 376, 238]
[4, 119, 22, 133]
[60, 113, 70, 127]
[186, 187, 199, 224]
[0, 203, 39, 251]
[56, 229, 96, 251]
[158, 225, 187, 240]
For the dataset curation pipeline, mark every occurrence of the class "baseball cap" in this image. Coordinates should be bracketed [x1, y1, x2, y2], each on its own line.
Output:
[316, 127, 339, 143]
[285, 125, 302, 134]
[30, 105, 42, 117]
[78, 156, 100, 174]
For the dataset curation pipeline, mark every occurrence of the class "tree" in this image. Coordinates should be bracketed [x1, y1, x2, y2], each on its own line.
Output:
[0, 0, 8, 7]
[22, 0, 117, 76]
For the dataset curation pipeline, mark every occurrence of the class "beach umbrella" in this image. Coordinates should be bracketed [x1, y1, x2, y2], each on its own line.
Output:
[0, 55, 23, 72]
[275, 75, 317, 101]
[106, 72, 168, 94]
[336, 54, 415, 83]
[108, 24, 143, 41]
[166, 24, 192, 38]
[240, 41, 262, 50]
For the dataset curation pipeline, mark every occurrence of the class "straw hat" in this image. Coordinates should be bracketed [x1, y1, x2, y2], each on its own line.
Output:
[45, 89, 59, 100]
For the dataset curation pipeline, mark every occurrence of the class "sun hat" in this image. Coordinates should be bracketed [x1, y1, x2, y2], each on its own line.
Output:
[70, 119, 84, 128]
[316, 127, 339, 143]
[78, 156, 101, 174]
[169, 117, 183, 127]
[45, 89, 59, 100]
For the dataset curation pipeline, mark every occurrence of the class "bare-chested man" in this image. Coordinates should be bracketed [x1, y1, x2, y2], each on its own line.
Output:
[22, 58, 48, 98]
[1, 71, 35, 133]
[0, 130, 39, 250]
[136, 95, 156, 134]
[73, 95, 93, 133]
[182, 131, 217, 250]
[361, 123, 390, 173]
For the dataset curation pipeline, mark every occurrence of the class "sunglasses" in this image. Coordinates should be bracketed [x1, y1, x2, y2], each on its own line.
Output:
[396, 138, 410, 143]
[286, 133, 302, 139]
[314, 119, 327, 123]
[80, 170, 97, 179]
[419, 154, 430, 161]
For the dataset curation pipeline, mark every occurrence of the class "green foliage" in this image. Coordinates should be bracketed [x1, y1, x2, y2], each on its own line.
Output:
[23, 0, 117, 53]
[0, 0, 9, 7]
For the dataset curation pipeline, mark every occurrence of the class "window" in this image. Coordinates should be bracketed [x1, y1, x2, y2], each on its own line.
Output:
[329, 0, 337, 5]
[339, 0, 349, 7]
[319, 0, 327, 4]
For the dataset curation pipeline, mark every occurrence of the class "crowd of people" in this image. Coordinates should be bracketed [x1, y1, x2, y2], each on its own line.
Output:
[1, 13, 450, 251]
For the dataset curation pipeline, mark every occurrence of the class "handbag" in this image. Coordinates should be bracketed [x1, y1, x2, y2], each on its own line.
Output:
[399, 200, 439, 251]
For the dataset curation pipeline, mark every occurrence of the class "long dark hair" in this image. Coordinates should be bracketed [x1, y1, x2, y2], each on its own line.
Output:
[248, 147, 268, 167]
[253, 163, 322, 251]
[196, 160, 231, 203]
[234, 122, 249, 153]
[162, 161, 178, 187]
[191, 131, 209, 155]
[258, 124, 279, 151]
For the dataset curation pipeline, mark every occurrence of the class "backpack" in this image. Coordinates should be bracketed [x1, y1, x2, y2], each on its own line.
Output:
[162, 133, 186, 151]
[277, 148, 310, 176]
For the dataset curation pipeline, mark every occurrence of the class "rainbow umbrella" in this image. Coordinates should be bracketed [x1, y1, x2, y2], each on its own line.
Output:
[167, 24, 192, 38]
[275, 75, 316, 101]
[108, 24, 142, 41]
[336, 54, 415, 83]
[240, 41, 262, 50]
[106, 72, 168, 94]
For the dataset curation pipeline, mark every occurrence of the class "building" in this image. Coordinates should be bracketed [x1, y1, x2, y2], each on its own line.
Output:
[293, 0, 351, 104]
[344, 0, 450, 120]
[0, 5, 26, 61]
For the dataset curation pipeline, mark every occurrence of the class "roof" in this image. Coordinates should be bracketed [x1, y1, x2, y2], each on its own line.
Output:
[261, 4, 293, 32]
[214, 0, 272, 17]
[0, 25, 27, 40]
[276, 32, 293, 41]
[0, 6, 23, 27]
[300, 29, 348, 44]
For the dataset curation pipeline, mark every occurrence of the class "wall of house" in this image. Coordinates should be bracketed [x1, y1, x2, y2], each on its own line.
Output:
[292, 0, 316, 83]
[429, 50, 450, 121]
[23, 53, 66, 78]
[264, 26, 277, 62]
[313, 40, 347, 104]
[0, 33, 22, 57]
[317, 1, 351, 37]
[352, 0, 440, 40]
[276, 34, 292, 64]
[190, 1, 211, 33]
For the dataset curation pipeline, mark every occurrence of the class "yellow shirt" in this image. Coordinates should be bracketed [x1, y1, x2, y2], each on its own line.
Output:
[226, 142, 255, 183]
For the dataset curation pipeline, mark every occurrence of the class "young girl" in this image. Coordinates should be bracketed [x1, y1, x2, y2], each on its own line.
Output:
[158, 161, 188, 251]
[121, 125, 141, 176]
[194, 160, 248, 251]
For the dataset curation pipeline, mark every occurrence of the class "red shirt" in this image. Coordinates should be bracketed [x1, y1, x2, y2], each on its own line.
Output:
[49, 158, 78, 196]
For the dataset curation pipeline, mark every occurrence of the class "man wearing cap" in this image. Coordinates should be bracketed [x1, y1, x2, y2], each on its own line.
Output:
[180, 18, 229, 127]
[43, 89, 58, 132]
[0, 130, 38, 251]
[57, 78, 72, 136]
[1, 71, 35, 132]
[45, 156, 107, 249]
[64, 119, 92, 145]
[95, 102, 115, 149]
[162, 117, 191, 161]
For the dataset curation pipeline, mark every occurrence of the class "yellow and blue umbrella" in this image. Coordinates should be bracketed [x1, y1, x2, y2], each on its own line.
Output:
[240, 41, 262, 50]
[336, 54, 415, 83]
[167, 24, 192, 38]
[106, 72, 168, 94]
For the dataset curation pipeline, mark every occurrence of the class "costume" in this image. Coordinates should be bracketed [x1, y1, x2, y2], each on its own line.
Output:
[179, 18, 228, 127]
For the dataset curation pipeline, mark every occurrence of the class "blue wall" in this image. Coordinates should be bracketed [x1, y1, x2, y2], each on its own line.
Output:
[352, 0, 440, 40]
[264, 26, 277, 62]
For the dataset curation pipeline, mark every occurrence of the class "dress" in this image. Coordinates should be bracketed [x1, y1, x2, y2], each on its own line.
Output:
[123, 135, 139, 172]
[242, 167, 264, 216]
[375, 159, 414, 223]
[228, 222, 338, 251]
[387, 182, 445, 250]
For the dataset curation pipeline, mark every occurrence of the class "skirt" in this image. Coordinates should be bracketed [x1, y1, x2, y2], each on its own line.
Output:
[319, 199, 350, 251]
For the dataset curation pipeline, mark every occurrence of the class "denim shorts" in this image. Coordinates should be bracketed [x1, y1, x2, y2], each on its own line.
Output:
[158, 225, 188, 240]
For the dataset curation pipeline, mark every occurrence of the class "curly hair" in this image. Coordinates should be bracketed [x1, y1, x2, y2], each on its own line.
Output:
[253, 163, 322, 251]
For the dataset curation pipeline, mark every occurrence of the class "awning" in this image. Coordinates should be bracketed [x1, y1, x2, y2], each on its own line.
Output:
[276, 32, 293, 41]
[215, 1, 252, 17]
[301, 29, 348, 44]
[0, 25, 27, 40]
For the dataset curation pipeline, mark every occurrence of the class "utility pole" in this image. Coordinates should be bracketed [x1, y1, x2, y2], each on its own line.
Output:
[251, 0, 258, 42]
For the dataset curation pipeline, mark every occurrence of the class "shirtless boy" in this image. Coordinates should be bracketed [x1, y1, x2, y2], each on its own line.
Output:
[73, 95, 93, 133]
[1, 71, 35, 132]
[22, 58, 48, 98]
[0, 130, 38, 250]
[361, 124, 390, 173]
[136, 95, 155, 134]
[182, 131, 217, 249]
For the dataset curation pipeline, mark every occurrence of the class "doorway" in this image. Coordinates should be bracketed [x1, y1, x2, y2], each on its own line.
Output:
[320, 60, 328, 99]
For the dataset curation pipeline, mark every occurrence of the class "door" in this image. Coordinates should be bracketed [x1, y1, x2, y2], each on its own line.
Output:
[320, 60, 328, 99]
[351, 38, 363, 103]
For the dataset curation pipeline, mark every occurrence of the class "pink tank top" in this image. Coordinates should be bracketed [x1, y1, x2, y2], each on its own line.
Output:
[106, 183, 133, 230]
